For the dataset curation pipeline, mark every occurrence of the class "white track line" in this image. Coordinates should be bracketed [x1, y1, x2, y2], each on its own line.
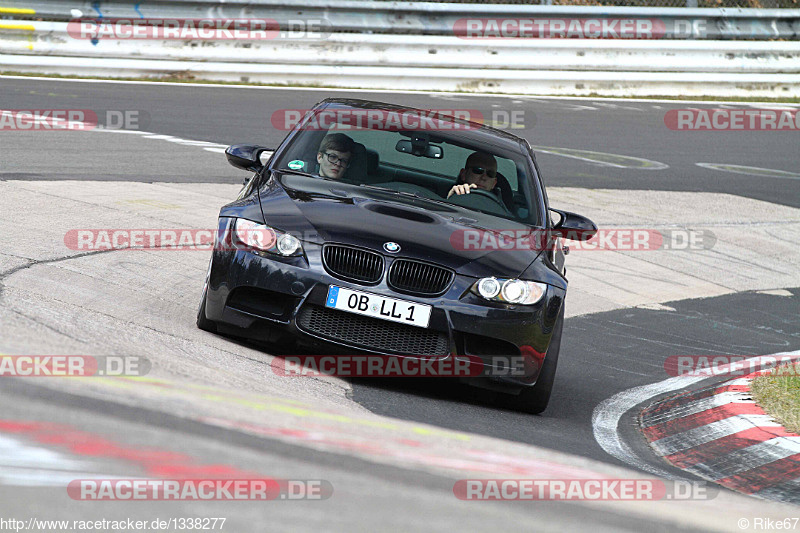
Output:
[688, 437, 800, 480]
[649, 415, 780, 456]
[0, 435, 113, 487]
[2, 74, 800, 106]
[641, 391, 754, 427]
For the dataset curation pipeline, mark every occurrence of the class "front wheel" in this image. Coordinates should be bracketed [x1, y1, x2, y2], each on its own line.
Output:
[196, 259, 217, 333]
[196, 286, 217, 333]
[509, 308, 564, 414]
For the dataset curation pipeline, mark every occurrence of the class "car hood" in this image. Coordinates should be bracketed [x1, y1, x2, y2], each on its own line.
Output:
[257, 172, 543, 278]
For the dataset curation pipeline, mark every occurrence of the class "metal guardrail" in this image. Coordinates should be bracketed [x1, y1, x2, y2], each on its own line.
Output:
[2, 0, 799, 39]
[2, 22, 799, 73]
[2, 52, 798, 98]
[1, 1, 799, 96]
[370, 0, 800, 6]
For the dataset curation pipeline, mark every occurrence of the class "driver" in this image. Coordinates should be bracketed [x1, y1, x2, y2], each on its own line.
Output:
[316, 133, 355, 179]
[447, 152, 500, 199]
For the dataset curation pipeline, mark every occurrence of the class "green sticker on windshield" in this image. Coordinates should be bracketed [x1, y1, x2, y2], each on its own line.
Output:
[287, 160, 305, 170]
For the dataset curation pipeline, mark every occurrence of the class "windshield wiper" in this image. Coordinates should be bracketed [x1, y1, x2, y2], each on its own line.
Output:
[361, 184, 450, 205]
[361, 184, 418, 197]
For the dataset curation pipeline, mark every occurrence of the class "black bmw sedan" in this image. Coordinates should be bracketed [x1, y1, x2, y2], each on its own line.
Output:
[197, 98, 596, 414]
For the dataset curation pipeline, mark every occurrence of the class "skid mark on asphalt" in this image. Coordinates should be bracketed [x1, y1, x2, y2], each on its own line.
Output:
[52, 374, 635, 482]
[202, 416, 617, 480]
[0, 248, 118, 301]
[87, 375, 469, 439]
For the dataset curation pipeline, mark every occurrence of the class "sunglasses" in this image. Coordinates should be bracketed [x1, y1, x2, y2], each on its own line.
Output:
[468, 166, 497, 179]
[320, 151, 351, 168]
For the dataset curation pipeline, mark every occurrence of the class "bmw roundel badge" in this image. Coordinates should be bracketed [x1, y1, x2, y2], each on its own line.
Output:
[383, 242, 401, 253]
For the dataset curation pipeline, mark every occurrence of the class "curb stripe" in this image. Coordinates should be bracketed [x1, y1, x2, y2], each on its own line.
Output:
[715, 453, 800, 493]
[664, 426, 799, 468]
[650, 415, 780, 456]
[638, 358, 800, 500]
[592, 350, 800, 483]
[641, 390, 753, 427]
[642, 402, 763, 442]
[639, 388, 719, 419]
[754, 479, 800, 503]
[687, 436, 800, 480]
[724, 378, 756, 387]
[714, 382, 752, 393]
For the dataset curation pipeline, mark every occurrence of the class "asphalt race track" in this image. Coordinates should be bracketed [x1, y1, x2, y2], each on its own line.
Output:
[1, 76, 799, 532]
[3, 78, 799, 207]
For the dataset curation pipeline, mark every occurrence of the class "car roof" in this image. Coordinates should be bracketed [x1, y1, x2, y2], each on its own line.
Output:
[316, 98, 530, 153]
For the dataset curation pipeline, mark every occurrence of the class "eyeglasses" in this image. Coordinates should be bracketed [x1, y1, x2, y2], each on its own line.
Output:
[320, 151, 351, 168]
[469, 166, 497, 179]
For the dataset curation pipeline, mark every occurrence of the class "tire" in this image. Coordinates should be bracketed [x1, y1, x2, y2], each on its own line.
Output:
[196, 286, 217, 333]
[509, 308, 564, 415]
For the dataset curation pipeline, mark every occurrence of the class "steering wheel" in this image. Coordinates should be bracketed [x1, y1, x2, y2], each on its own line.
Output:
[448, 188, 512, 216]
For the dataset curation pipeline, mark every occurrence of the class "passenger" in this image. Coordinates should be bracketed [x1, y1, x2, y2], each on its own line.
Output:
[316, 133, 355, 180]
[447, 152, 500, 199]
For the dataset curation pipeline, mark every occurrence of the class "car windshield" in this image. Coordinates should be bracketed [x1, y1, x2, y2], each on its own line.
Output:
[272, 105, 541, 225]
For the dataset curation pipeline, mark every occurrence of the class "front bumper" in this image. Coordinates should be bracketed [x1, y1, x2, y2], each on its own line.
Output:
[204, 218, 565, 388]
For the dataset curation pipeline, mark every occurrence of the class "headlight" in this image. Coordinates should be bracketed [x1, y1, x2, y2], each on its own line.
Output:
[471, 278, 546, 305]
[477, 277, 501, 299]
[277, 233, 301, 256]
[233, 218, 303, 257]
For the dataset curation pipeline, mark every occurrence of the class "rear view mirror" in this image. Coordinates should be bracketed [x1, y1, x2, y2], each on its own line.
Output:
[549, 208, 597, 241]
[395, 140, 443, 159]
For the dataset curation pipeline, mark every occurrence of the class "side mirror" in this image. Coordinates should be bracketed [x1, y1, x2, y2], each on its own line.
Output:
[549, 208, 597, 241]
[226, 144, 271, 172]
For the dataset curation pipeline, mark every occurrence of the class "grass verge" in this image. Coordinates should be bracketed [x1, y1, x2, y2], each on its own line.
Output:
[750, 363, 800, 434]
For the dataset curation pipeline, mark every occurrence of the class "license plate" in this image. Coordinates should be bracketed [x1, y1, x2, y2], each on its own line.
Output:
[325, 286, 431, 328]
